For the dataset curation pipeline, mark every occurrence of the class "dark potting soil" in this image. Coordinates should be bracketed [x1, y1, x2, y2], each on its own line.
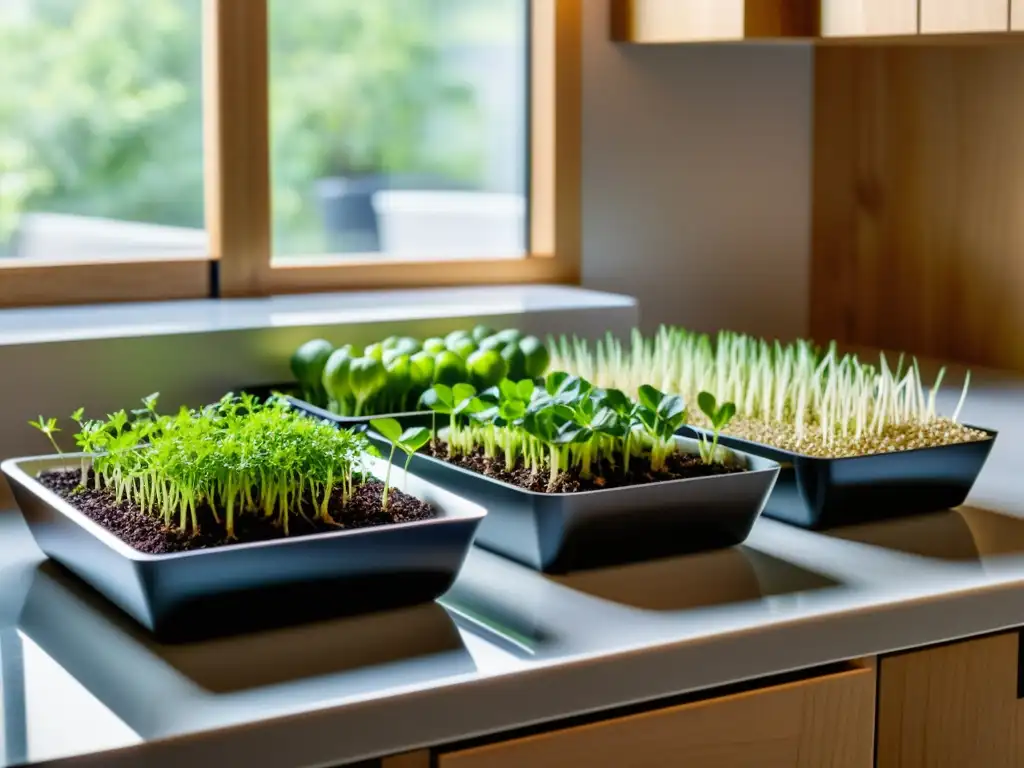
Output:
[424, 442, 745, 493]
[37, 470, 436, 555]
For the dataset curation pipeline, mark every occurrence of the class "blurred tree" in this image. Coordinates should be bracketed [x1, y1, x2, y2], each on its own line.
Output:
[0, 0, 488, 255]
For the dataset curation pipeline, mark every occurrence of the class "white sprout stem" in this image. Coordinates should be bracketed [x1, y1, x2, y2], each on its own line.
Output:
[952, 370, 972, 424]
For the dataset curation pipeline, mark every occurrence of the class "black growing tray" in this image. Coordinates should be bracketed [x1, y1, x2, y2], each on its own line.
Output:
[238, 382, 433, 433]
[371, 434, 780, 574]
[2, 453, 485, 642]
[685, 425, 998, 530]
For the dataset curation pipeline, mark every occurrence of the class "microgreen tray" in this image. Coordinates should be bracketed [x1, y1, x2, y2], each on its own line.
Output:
[372, 434, 780, 574]
[684, 425, 998, 529]
[3, 453, 485, 642]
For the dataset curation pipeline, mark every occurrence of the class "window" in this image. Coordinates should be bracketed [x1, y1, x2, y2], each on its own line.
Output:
[0, 0, 581, 307]
[0, 0, 210, 305]
[269, 0, 529, 261]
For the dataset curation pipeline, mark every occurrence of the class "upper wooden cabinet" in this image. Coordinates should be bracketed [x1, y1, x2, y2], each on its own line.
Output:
[920, 0, 1010, 33]
[613, 0, 1020, 41]
[610, 0, 817, 42]
[820, 0, 918, 37]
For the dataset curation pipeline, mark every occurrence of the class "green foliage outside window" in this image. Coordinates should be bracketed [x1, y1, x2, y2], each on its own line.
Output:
[0, 0, 515, 255]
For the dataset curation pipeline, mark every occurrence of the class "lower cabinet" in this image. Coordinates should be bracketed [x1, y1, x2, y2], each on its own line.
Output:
[383, 634, 1024, 768]
[877, 631, 1024, 767]
[435, 663, 876, 768]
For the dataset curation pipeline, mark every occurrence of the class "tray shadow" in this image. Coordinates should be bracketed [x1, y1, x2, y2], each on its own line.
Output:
[551, 546, 840, 613]
[827, 506, 1024, 564]
[19, 560, 475, 697]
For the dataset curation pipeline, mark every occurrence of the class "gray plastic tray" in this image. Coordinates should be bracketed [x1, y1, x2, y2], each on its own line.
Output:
[2, 453, 485, 641]
[370, 435, 780, 574]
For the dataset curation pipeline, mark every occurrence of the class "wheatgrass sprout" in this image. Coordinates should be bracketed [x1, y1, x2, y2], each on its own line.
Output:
[34, 393, 376, 538]
[549, 327, 986, 458]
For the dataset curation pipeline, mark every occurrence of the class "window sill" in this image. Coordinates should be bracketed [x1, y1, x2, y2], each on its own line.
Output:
[0, 285, 633, 347]
[0, 284, 637, 505]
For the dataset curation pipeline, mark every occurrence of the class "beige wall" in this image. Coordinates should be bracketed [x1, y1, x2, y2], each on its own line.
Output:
[580, 2, 814, 340]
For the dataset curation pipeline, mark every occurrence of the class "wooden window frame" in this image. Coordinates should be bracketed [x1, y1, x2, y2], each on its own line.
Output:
[0, 0, 581, 307]
[207, 0, 582, 297]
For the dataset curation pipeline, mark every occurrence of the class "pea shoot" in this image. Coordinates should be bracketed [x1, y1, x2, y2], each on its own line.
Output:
[369, 418, 431, 509]
[420, 371, 729, 492]
[696, 392, 737, 465]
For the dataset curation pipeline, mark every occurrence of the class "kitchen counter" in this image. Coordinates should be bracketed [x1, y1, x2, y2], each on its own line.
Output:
[2, 372, 1024, 768]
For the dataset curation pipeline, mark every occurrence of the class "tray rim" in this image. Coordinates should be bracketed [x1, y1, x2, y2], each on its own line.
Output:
[2, 452, 486, 565]
[683, 423, 998, 463]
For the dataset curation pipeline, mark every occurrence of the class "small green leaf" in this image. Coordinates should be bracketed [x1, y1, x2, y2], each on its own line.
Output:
[544, 371, 570, 396]
[516, 379, 535, 402]
[715, 402, 737, 430]
[370, 418, 403, 444]
[697, 391, 717, 422]
[455, 396, 489, 416]
[637, 385, 663, 413]
[420, 385, 453, 414]
[499, 379, 520, 402]
[452, 382, 477, 405]
[70, 408, 84, 422]
[499, 400, 527, 421]
[596, 388, 632, 416]
[398, 427, 431, 454]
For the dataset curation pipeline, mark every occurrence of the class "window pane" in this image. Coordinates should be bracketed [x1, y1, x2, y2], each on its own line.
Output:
[269, 0, 529, 261]
[0, 0, 205, 262]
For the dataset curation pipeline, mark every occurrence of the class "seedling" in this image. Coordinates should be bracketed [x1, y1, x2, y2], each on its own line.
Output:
[550, 327, 982, 457]
[697, 392, 736, 465]
[31, 395, 376, 538]
[29, 417, 62, 457]
[369, 418, 431, 509]
[420, 371, 724, 492]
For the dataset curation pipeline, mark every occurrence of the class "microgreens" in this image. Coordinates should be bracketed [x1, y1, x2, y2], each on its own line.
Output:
[369, 418, 431, 509]
[29, 417, 62, 457]
[550, 328, 978, 456]
[697, 392, 737, 465]
[31, 394, 378, 538]
[419, 371, 727, 492]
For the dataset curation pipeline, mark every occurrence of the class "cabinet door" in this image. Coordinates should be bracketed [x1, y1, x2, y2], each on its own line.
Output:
[920, 0, 1010, 33]
[820, 0, 918, 37]
[877, 633, 1023, 767]
[610, 0, 745, 42]
[438, 663, 876, 768]
[609, 0, 815, 42]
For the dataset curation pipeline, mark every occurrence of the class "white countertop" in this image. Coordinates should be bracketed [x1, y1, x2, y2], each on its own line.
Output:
[1, 370, 1022, 768]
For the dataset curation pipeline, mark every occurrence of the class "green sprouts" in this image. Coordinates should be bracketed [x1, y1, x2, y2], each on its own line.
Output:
[550, 328, 984, 457]
[697, 392, 736, 465]
[369, 418, 431, 509]
[419, 371, 726, 492]
[32, 393, 376, 538]
[29, 417, 62, 456]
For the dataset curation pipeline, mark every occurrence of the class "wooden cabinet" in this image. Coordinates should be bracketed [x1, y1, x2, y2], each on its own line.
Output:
[609, 0, 816, 43]
[920, 0, 1010, 33]
[877, 632, 1024, 767]
[820, 0, 918, 37]
[437, 663, 876, 768]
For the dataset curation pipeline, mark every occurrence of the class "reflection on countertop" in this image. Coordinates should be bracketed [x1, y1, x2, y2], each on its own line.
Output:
[822, 506, 1024, 568]
[15, 561, 477, 738]
[552, 547, 840, 613]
